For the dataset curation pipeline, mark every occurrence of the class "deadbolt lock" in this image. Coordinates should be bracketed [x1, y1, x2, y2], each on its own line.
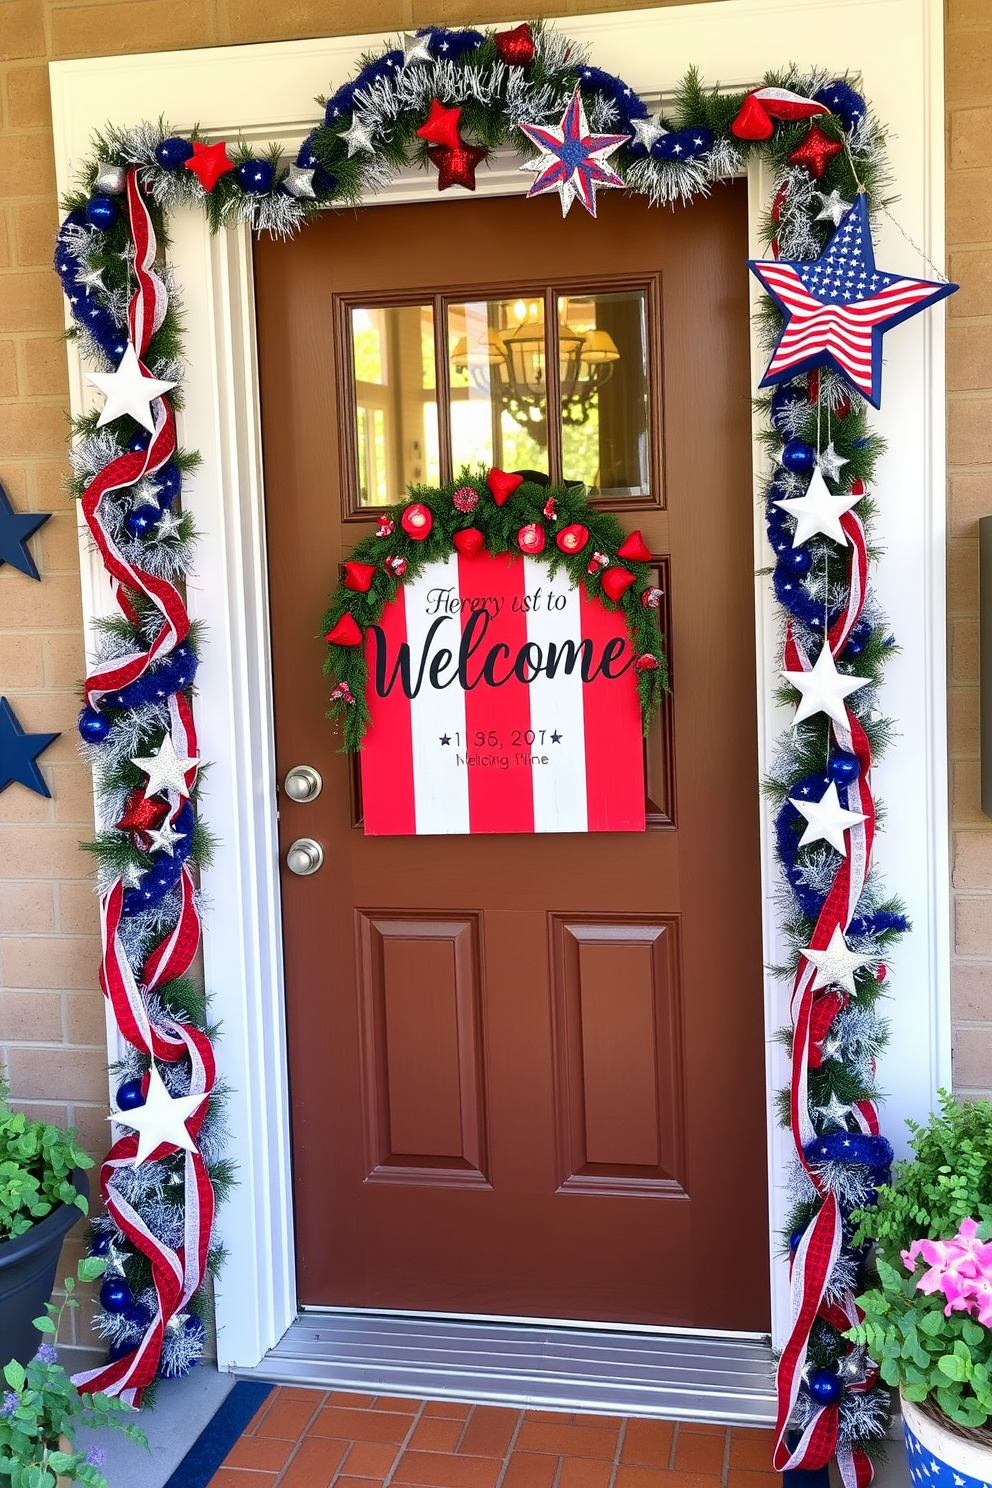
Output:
[284, 765, 322, 802]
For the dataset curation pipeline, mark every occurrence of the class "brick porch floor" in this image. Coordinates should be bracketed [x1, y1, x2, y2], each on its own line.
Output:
[208, 1387, 777, 1488]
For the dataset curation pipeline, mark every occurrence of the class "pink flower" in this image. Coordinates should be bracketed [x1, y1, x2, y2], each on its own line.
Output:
[452, 487, 479, 513]
[331, 682, 355, 705]
[903, 1217, 992, 1323]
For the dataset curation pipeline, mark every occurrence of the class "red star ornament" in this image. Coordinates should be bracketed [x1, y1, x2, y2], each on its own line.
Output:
[788, 124, 843, 179]
[116, 788, 168, 849]
[494, 22, 536, 66]
[428, 142, 487, 192]
[185, 139, 236, 191]
[417, 100, 463, 150]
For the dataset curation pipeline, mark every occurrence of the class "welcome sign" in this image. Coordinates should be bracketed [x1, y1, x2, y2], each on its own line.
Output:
[360, 550, 646, 835]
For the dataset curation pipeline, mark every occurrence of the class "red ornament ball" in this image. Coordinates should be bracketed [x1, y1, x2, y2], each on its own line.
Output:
[386, 555, 407, 576]
[343, 561, 376, 592]
[601, 567, 636, 601]
[616, 529, 651, 563]
[556, 523, 589, 554]
[494, 22, 536, 66]
[486, 468, 523, 506]
[325, 614, 363, 647]
[517, 523, 545, 555]
[453, 527, 485, 558]
[788, 124, 843, 179]
[416, 99, 463, 150]
[452, 486, 479, 513]
[401, 503, 433, 540]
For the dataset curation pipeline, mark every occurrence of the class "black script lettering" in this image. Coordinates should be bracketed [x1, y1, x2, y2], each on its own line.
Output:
[598, 636, 635, 679]
[372, 615, 451, 699]
[513, 641, 545, 684]
[544, 637, 594, 679]
[459, 608, 493, 690]
[428, 647, 456, 689]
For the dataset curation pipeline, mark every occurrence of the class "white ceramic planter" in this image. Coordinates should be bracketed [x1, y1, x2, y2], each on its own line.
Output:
[902, 1393, 992, 1488]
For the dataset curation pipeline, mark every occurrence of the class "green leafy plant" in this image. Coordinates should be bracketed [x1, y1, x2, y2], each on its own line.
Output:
[0, 1075, 92, 1241]
[0, 1259, 147, 1487]
[847, 1092, 992, 1427]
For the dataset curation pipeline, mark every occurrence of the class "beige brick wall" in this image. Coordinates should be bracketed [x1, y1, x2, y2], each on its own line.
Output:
[0, 0, 988, 1341]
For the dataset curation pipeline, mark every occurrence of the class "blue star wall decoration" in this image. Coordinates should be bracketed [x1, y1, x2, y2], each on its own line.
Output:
[0, 697, 60, 796]
[0, 477, 51, 580]
[748, 194, 957, 408]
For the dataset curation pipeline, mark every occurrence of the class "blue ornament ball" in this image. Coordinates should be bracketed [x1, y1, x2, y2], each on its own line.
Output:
[156, 136, 195, 170]
[127, 432, 149, 454]
[115, 1077, 146, 1111]
[844, 618, 874, 657]
[109, 336, 129, 361]
[99, 1277, 133, 1314]
[781, 439, 815, 474]
[237, 158, 275, 194]
[78, 706, 112, 744]
[123, 1301, 153, 1329]
[807, 1367, 843, 1406]
[828, 752, 861, 786]
[778, 547, 813, 578]
[108, 1339, 134, 1362]
[789, 1227, 806, 1254]
[88, 1231, 111, 1257]
[125, 504, 161, 539]
[814, 80, 867, 132]
[85, 195, 117, 229]
[156, 463, 182, 506]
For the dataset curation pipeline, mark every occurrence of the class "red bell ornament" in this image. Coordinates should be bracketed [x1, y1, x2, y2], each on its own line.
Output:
[556, 523, 589, 554]
[400, 502, 433, 540]
[601, 567, 636, 601]
[494, 22, 536, 66]
[486, 468, 523, 506]
[343, 561, 376, 592]
[324, 614, 363, 646]
[616, 530, 652, 562]
[417, 99, 463, 150]
[517, 523, 545, 555]
[453, 527, 485, 558]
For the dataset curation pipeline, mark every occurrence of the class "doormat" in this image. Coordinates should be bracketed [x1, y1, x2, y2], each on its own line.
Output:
[162, 1379, 273, 1488]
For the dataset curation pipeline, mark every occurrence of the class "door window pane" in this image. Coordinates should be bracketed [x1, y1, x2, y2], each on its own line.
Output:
[351, 304, 440, 506]
[558, 290, 650, 497]
[448, 298, 548, 479]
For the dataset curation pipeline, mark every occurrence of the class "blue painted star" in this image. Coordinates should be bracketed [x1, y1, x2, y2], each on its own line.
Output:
[0, 479, 51, 580]
[0, 697, 60, 796]
[518, 89, 627, 218]
[748, 195, 957, 408]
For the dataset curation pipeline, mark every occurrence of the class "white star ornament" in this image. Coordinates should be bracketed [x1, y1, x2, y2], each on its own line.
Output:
[130, 730, 199, 798]
[145, 818, 187, 856]
[629, 114, 667, 150]
[814, 1091, 853, 1129]
[774, 467, 861, 548]
[817, 441, 849, 483]
[802, 924, 873, 995]
[788, 781, 867, 855]
[400, 30, 432, 65]
[341, 114, 374, 157]
[814, 189, 853, 227]
[110, 1063, 206, 1166]
[782, 643, 870, 728]
[518, 90, 628, 218]
[85, 344, 176, 434]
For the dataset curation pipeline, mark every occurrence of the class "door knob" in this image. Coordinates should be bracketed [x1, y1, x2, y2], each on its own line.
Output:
[286, 838, 324, 876]
[284, 765, 322, 802]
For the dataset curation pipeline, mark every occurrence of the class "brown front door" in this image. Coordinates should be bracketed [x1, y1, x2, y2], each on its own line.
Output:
[255, 183, 769, 1331]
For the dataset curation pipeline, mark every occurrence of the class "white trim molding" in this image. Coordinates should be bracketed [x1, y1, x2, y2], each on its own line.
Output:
[50, 0, 949, 1370]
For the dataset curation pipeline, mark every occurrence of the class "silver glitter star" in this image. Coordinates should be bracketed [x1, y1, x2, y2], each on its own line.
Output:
[341, 114, 375, 157]
[167, 1311, 190, 1334]
[399, 30, 433, 65]
[815, 190, 853, 227]
[120, 863, 145, 890]
[820, 1036, 842, 1062]
[283, 165, 316, 198]
[814, 1092, 852, 1129]
[154, 510, 184, 539]
[145, 818, 186, 857]
[94, 161, 127, 195]
[76, 264, 106, 292]
[629, 114, 667, 150]
[817, 441, 850, 482]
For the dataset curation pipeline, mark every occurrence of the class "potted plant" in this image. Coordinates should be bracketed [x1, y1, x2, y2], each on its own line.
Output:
[847, 1092, 992, 1477]
[0, 1074, 93, 1368]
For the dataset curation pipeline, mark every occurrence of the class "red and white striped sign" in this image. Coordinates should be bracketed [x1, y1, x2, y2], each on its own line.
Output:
[360, 551, 645, 835]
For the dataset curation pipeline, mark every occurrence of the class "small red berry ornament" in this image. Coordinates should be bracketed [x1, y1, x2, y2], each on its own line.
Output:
[343, 561, 376, 592]
[494, 22, 536, 66]
[788, 124, 843, 179]
[325, 614, 363, 646]
[376, 515, 395, 538]
[642, 587, 663, 609]
[517, 523, 545, 555]
[556, 523, 589, 554]
[601, 567, 636, 601]
[417, 100, 463, 150]
[876, 964, 887, 983]
[616, 530, 652, 562]
[634, 654, 661, 671]
[386, 555, 407, 576]
[486, 468, 523, 506]
[452, 486, 479, 513]
[185, 140, 236, 191]
[401, 502, 433, 539]
[453, 527, 485, 558]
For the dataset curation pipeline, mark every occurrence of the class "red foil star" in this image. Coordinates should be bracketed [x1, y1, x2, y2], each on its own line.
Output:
[116, 788, 168, 849]
[787, 124, 843, 179]
[417, 100, 463, 150]
[428, 142, 487, 191]
[494, 23, 536, 66]
[185, 140, 236, 191]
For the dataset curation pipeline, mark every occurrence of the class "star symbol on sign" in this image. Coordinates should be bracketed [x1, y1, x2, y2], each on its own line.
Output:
[814, 189, 853, 227]
[802, 924, 873, 995]
[782, 642, 870, 729]
[341, 113, 375, 157]
[85, 344, 177, 434]
[145, 817, 187, 856]
[817, 441, 849, 483]
[518, 88, 628, 218]
[0, 478, 51, 580]
[629, 114, 667, 151]
[788, 781, 867, 856]
[748, 195, 957, 408]
[440, 734, 451, 745]
[774, 469, 862, 548]
[814, 1091, 852, 1129]
[130, 730, 199, 799]
[550, 731, 562, 743]
[0, 696, 59, 796]
[110, 1062, 206, 1167]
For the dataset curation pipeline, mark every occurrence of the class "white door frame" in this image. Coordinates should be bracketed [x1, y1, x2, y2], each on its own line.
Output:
[49, 0, 950, 1370]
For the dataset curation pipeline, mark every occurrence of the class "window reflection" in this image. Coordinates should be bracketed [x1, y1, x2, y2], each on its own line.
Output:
[449, 299, 548, 477]
[351, 304, 440, 506]
[558, 291, 649, 497]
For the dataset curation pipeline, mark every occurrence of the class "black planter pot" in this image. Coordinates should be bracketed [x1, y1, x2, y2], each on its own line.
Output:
[0, 1170, 89, 1367]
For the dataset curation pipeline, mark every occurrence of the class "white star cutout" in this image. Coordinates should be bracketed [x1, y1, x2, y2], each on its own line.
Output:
[130, 730, 199, 799]
[788, 781, 867, 855]
[283, 165, 316, 198]
[815, 189, 853, 227]
[782, 642, 870, 728]
[341, 114, 374, 157]
[802, 925, 873, 995]
[145, 817, 187, 856]
[817, 441, 850, 483]
[814, 1092, 852, 1128]
[774, 468, 862, 547]
[399, 30, 432, 65]
[85, 344, 176, 434]
[629, 114, 667, 150]
[110, 1063, 206, 1166]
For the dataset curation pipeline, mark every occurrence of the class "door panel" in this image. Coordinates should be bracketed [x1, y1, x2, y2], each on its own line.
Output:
[254, 184, 769, 1330]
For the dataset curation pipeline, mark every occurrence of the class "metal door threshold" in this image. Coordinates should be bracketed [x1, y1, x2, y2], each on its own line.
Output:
[232, 1311, 776, 1425]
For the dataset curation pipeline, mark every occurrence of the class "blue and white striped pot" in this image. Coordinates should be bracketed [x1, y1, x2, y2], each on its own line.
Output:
[903, 1393, 992, 1488]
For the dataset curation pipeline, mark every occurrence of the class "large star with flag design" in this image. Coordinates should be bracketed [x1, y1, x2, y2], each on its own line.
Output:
[518, 88, 627, 217]
[748, 195, 956, 408]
